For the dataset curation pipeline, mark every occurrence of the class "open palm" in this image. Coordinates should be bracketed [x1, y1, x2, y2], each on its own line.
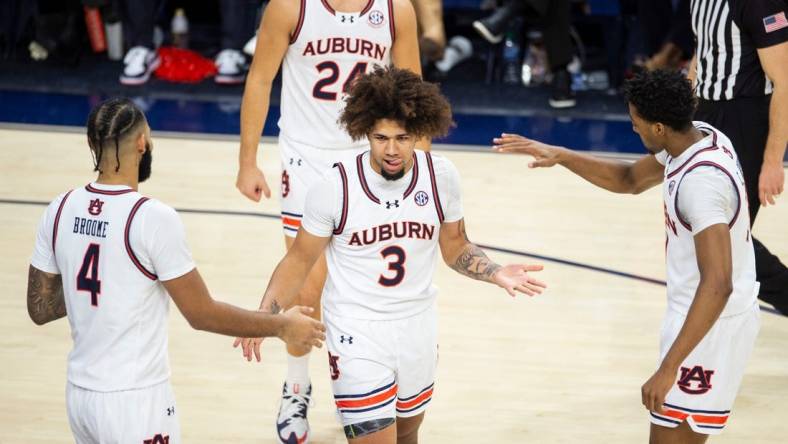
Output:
[492, 264, 547, 297]
[493, 133, 562, 168]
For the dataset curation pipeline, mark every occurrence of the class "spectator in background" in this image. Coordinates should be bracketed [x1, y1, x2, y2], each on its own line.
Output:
[120, 0, 256, 85]
[411, 0, 446, 63]
[473, 0, 575, 109]
[636, 0, 693, 71]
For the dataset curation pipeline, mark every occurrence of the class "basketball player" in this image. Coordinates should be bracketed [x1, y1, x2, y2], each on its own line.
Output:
[494, 69, 760, 443]
[235, 66, 547, 443]
[234, 0, 422, 440]
[27, 98, 325, 444]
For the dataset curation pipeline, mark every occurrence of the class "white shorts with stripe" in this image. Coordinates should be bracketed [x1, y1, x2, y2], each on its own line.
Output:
[66, 380, 180, 444]
[324, 304, 438, 426]
[278, 133, 367, 237]
[649, 302, 760, 435]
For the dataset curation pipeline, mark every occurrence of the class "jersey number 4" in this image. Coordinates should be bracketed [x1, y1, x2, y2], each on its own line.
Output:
[313, 61, 368, 101]
[77, 243, 102, 306]
[379, 245, 406, 287]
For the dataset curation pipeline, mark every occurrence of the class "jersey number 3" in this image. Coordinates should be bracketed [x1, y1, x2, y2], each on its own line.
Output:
[313, 61, 368, 101]
[77, 243, 102, 306]
[378, 245, 406, 287]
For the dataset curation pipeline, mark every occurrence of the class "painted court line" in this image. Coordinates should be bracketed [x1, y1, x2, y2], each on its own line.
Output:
[2, 198, 780, 316]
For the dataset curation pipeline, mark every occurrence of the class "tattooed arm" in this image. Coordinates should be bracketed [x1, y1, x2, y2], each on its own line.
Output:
[439, 219, 502, 282]
[27, 266, 67, 325]
[439, 219, 547, 297]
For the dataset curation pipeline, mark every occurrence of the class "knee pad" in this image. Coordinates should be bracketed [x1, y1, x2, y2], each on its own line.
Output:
[343, 417, 396, 439]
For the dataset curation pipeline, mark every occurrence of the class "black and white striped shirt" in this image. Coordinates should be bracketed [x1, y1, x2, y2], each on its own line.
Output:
[691, 0, 788, 101]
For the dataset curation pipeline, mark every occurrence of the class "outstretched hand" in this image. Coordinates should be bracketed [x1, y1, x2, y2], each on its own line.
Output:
[492, 133, 563, 168]
[492, 264, 547, 297]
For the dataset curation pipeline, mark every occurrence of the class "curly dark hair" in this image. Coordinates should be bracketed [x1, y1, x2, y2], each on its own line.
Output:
[622, 69, 696, 131]
[339, 66, 454, 141]
[86, 97, 146, 173]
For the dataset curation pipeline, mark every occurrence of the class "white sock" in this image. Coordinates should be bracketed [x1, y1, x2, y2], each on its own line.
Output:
[286, 353, 311, 392]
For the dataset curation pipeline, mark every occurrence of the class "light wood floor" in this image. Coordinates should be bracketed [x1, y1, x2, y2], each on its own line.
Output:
[1, 128, 786, 443]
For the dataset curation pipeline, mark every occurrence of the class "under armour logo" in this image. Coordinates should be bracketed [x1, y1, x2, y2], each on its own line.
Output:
[87, 198, 104, 216]
[289, 158, 302, 166]
[341, 15, 355, 23]
[340, 335, 353, 344]
[166, 406, 175, 416]
[677, 365, 715, 395]
[385, 200, 399, 209]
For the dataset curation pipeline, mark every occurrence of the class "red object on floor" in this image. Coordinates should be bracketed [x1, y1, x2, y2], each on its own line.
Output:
[154, 47, 217, 83]
[84, 7, 107, 53]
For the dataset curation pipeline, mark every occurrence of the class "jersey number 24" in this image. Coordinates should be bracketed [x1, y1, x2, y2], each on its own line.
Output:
[313, 61, 367, 101]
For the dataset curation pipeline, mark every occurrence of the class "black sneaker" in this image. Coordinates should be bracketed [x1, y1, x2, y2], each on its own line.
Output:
[549, 69, 577, 109]
[472, 1, 524, 44]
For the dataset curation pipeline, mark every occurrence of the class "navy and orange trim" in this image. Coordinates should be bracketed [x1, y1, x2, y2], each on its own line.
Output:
[402, 154, 419, 199]
[124, 197, 157, 280]
[282, 211, 302, 234]
[396, 383, 433, 414]
[650, 403, 730, 430]
[333, 163, 349, 235]
[85, 183, 134, 195]
[424, 153, 445, 223]
[673, 160, 741, 231]
[290, 0, 306, 44]
[335, 380, 398, 414]
[356, 153, 381, 204]
[52, 189, 74, 257]
[387, 0, 396, 42]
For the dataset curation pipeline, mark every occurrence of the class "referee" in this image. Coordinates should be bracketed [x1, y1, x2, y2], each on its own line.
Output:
[690, 0, 788, 315]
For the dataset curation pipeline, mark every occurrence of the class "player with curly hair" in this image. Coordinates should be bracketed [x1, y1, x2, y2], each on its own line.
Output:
[236, 66, 547, 443]
[494, 69, 761, 443]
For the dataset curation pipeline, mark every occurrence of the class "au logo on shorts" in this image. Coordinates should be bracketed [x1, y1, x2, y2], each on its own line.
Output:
[677, 365, 714, 395]
[143, 434, 169, 444]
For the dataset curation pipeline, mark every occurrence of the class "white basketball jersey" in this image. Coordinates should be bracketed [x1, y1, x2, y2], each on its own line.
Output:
[278, 0, 394, 149]
[36, 184, 193, 392]
[323, 151, 447, 319]
[662, 123, 758, 317]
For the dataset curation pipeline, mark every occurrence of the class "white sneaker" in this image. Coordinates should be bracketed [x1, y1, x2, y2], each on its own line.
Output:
[276, 382, 311, 444]
[214, 49, 247, 84]
[120, 46, 160, 85]
[243, 34, 257, 56]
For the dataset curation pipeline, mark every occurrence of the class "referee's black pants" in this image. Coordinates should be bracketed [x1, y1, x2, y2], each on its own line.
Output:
[696, 96, 788, 314]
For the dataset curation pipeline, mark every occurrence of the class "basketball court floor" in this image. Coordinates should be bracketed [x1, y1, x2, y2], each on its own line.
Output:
[1, 127, 786, 443]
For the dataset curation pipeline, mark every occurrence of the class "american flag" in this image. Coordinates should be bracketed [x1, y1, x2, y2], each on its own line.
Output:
[763, 11, 788, 33]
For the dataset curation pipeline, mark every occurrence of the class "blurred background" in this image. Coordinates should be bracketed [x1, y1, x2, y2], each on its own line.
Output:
[0, 0, 701, 151]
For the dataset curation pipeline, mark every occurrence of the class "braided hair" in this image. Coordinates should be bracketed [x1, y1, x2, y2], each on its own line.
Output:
[86, 98, 146, 173]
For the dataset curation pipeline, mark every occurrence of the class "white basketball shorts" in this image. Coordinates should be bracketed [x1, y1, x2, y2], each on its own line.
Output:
[324, 304, 438, 426]
[66, 380, 180, 444]
[278, 133, 366, 237]
[649, 302, 760, 435]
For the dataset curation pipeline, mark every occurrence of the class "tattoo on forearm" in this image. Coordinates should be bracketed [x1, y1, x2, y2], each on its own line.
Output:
[270, 300, 282, 315]
[451, 244, 502, 282]
[449, 221, 501, 282]
[27, 267, 67, 325]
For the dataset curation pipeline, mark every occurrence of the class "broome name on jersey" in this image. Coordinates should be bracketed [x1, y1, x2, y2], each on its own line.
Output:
[302, 37, 387, 61]
[72, 217, 109, 239]
[348, 221, 436, 246]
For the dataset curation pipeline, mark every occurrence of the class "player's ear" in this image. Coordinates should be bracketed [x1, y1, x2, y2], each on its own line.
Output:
[135, 131, 147, 154]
